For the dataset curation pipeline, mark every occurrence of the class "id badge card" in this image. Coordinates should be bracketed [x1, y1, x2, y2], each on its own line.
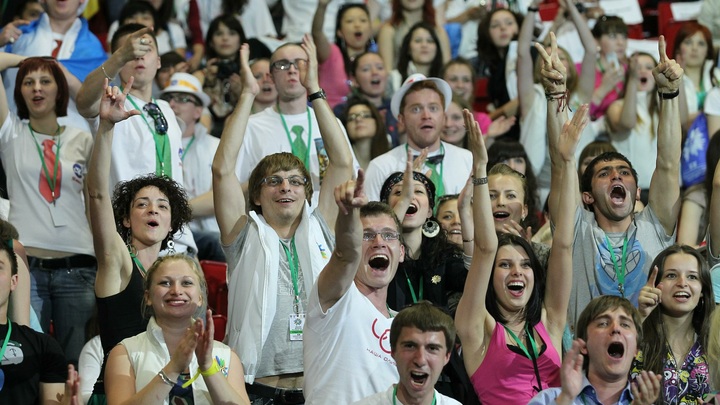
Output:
[49, 203, 68, 227]
[289, 313, 305, 341]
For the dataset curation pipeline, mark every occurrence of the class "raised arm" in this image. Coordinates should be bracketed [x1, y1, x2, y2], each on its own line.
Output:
[0, 52, 27, 124]
[647, 36, 683, 236]
[565, 0, 596, 104]
[455, 109, 497, 376]
[316, 170, 367, 311]
[87, 78, 141, 297]
[537, 33, 581, 221]
[544, 104, 589, 347]
[311, 0, 332, 63]
[76, 26, 154, 118]
[711, 151, 720, 255]
[211, 44, 258, 245]
[605, 56, 639, 135]
[300, 34, 354, 226]
[458, 176, 474, 257]
[517, 0, 539, 120]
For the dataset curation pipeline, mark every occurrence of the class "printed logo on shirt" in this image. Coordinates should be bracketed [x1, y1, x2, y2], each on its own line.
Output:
[314, 138, 328, 185]
[1, 341, 24, 365]
[72, 163, 84, 184]
[368, 318, 396, 366]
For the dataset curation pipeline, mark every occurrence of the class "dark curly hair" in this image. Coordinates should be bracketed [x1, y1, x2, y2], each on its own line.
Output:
[111, 174, 192, 251]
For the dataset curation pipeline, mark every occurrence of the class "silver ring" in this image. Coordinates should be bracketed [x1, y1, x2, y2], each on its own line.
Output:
[9, 36, 14, 44]
[140, 38, 147, 45]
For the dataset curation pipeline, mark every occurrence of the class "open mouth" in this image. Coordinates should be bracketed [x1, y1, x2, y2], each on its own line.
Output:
[354, 32, 363, 39]
[406, 204, 418, 215]
[673, 291, 690, 301]
[608, 342, 625, 358]
[369, 254, 390, 270]
[639, 77, 648, 85]
[420, 124, 434, 130]
[610, 185, 626, 203]
[410, 371, 429, 386]
[147, 220, 159, 228]
[493, 211, 510, 220]
[370, 78, 381, 85]
[261, 85, 273, 92]
[278, 198, 294, 203]
[449, 229, 461, 235]
[507, 281, 525, 296]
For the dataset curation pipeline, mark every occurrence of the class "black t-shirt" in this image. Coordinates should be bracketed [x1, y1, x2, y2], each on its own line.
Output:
[0, 322, 67, 404]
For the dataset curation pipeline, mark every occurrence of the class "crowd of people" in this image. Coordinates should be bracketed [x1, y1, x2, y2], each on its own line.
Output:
[1, 0, 720, 404]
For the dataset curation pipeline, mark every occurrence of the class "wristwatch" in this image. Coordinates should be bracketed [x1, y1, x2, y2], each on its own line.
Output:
[308, 89, 326, 102]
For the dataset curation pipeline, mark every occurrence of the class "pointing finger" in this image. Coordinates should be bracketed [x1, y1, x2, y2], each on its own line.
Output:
[658, 35, 668, 63]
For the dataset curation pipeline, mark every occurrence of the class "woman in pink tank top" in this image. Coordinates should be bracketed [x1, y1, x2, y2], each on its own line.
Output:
[455, 100, 588, 403]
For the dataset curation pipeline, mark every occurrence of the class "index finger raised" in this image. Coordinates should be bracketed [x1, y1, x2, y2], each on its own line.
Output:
[130, 25, 154, 39]
[658, 35, 668, 63]
[534, 41, 551, 64]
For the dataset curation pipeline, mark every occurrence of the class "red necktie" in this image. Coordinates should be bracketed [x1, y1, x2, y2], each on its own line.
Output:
[39, 139, 61, 203]
[51, 40, 63, 59]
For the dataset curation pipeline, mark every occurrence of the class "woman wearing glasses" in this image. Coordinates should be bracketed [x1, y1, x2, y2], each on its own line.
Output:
[341, 96, 390, 169]
[86, 76, 193, 404]
[213, 36, 353, 397]
[0, 54, 95, 366]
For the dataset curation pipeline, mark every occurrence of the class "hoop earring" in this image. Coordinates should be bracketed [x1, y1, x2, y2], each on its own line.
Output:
[422, 219, 440, 238]
[166, 238, 176, 255]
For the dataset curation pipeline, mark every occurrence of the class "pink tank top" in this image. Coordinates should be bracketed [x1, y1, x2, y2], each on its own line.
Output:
[470, 321, 561, 404]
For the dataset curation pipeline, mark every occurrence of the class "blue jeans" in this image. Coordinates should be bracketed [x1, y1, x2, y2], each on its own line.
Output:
[29, 263, 96, 365]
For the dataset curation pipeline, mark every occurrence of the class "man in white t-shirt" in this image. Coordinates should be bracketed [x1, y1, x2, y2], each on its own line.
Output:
[364, 74, 472, 201]
[352, 301, 461, 405]
[303, 174, 406, 405]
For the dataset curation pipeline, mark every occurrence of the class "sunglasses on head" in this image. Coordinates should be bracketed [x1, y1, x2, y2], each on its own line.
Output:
[143, 102, 168, 135]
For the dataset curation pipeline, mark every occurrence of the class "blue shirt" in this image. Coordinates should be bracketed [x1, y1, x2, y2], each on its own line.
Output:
[528, 376, 634, 405]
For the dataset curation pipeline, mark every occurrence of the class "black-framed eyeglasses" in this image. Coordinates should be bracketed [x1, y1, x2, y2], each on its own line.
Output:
[143, 102, 168, 135]
[270, 58, 308, 71]
[161, 94, 200, 106]
[260, 175, 308, 187]
[347, 112, 373, 122]
[362, 231, 400, 241]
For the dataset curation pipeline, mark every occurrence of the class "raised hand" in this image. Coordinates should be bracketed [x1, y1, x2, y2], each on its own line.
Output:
[335, 169, 368, 215]
[168, 324, 198, 374]
[557, 339, 586, 403]
[411, 147, 429, 172]
[194, 309, 215, 371]
[464, 109, 487, 166]
[502, 219, 533, 241]
[99, 77, 141, 124]
[118, 26, 155, 64]
[60, 364, 81, 405]
[638, 266, 663, 319]
[486, 115, 516, 138]
[630, 370, 662, 405]
[300, 33, 320, 92]
[652, 35, 683, 94]
[535, 32, 567, 94]
[0, 19, 29, 46]
[558, 104, 589, 162]
[239, 43, 259, 96]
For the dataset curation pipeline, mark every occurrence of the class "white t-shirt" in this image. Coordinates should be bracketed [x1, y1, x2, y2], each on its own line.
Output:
[234, 106, 357, 208]
[352, 385, 462, 405]
[303, 282, 399, 405]
[364, 142, 472, 202]
[0, 114, 94, 255]
[181, 124, 219, 233]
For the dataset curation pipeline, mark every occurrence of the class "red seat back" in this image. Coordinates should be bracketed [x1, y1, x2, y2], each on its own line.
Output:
[200, 260, 229, 317]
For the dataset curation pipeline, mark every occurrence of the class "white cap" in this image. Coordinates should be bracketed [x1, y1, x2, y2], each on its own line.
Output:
[160, 73, 210, 107]
[390, 73, 453, 119]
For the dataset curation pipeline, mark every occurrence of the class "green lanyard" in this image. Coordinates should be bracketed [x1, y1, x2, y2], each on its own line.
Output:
[502, 322, 539, 360]
[278, 104, 312, 170]
[129, 250, 148, 278]
[181, 136, 195, 162]
[0, 319, 12, 364]
[29, 125, 62, 205]
[127, 95, 172, 177]
[405, 271, 423, 303]
[280, 237, 301, 314]
[392, 384, 435, 405]
[604, 234, 628, 297]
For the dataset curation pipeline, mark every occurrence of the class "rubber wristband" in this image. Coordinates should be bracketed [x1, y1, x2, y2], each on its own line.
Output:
[201, 360, 222, 377]
[658, 90, 679, 100]
[308, 89, 326, 102]
[527, 6, 539, 12]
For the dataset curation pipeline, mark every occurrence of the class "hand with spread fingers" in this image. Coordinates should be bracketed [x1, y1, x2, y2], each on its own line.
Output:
[556, 339, 587, 404]
[99, 77, 141, 124]
[464, 108, 487, 168]
[194, 309, 216, 371]
[630, 370, 662, 405]
[652, 35, 683, 94]
[638, 266, 663, 320]
[300, 33, 321, 93]
[558, 104, 590, 162]
[535, 32, 567, 94]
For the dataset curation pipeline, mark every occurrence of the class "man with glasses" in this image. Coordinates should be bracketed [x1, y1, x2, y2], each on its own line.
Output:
[213, 39, 354, 404]
[363, 73, 472, 202]
[302, 174, 406, 405]
[159, 72, 225, 262]
[234, 39, 358, 208]
[76, 24, 197, 254]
